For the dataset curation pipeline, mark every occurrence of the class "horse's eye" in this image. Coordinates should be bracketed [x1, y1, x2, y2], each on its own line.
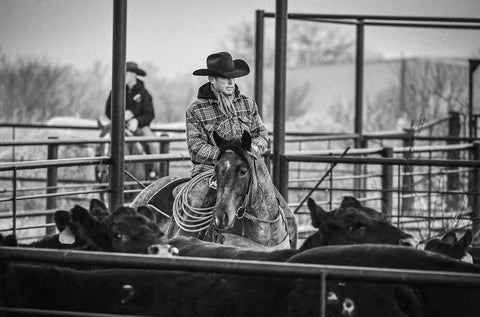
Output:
[239, 168, 248, 177]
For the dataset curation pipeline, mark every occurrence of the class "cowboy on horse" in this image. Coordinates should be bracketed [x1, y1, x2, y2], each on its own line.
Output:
[131, 52, 297, 249]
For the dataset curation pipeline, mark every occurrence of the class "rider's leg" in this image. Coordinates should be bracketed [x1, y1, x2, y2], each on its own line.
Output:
[135, 126, 161, 178]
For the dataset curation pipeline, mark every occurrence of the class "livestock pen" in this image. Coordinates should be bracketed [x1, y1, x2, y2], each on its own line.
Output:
[1, 1, 480, 315]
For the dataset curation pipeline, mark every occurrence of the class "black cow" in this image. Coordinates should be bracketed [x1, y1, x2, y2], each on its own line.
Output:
[0, 256, 423, 317]
[300, 197, 416, 249]
[423, 229, 480, 264]
[4, 199, 108, 250]
[287, 244, 480, 317]
[72, 197, 416, 259]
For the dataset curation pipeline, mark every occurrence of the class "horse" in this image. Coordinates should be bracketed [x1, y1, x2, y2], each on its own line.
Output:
[131, 130, 297, 250]
[95, 115, 148, 201]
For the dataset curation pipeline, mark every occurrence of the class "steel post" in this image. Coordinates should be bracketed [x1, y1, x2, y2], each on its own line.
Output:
[273, 0, 288, 192]
[110, 0, 127, 210]
[46, 137, 58, 235]
[255, 10, 265, 118]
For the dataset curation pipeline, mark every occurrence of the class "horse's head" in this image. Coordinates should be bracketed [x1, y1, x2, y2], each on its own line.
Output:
[212, 131, 256, 231]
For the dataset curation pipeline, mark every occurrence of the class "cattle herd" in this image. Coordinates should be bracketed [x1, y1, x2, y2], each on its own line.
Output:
[1, 197, 480, 316]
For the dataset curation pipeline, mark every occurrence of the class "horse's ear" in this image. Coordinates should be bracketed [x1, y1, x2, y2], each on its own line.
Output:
[241, 130, 252, 150]
[213, 131, 225, 148]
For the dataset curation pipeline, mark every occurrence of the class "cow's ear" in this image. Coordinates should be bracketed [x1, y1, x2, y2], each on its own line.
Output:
[90, 199, 109, 220]
[1, 234, 18, 247]
[137, 205, 157, 223]
[307, 198, 327, 228]
[213, 131, 225, 148]
[54, 210, 71, 231]
[441, 231, 458, 245]
[340, 196, 362, 208]
[241, 130, 252, 150]
[343, 213, 372, 229]
[458, 230, 472, 249]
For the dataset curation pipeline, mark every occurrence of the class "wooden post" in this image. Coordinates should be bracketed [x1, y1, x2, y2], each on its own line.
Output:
[46, 137, 58, 235]
[381, 147, 393, 219]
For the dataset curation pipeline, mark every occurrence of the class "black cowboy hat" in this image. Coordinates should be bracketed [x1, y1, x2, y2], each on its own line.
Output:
[126, 61, 146, 76]
[193, 52, 250, 78]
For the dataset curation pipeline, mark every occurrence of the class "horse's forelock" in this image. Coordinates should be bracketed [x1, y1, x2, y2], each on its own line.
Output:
[217, 139, 250, 162]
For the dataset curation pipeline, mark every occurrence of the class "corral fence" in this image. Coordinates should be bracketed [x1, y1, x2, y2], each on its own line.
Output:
[1, 110, 479, 243]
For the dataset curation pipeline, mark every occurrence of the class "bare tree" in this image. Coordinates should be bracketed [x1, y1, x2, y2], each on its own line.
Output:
[220, 21, 354, 68]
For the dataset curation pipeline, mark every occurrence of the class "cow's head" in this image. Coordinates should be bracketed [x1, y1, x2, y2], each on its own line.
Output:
[424, 229, 474, 263]
[71, 203, 171, 255]
[299, 198, 417, 251]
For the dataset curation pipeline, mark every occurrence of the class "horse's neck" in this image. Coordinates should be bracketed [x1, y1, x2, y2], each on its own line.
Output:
[248, 158, 278, 220]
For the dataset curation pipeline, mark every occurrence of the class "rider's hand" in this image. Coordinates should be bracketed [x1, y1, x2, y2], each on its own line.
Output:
[125, 110, 134, 121]
[251, 144, 260, 156]
[127, 118, 139, 132]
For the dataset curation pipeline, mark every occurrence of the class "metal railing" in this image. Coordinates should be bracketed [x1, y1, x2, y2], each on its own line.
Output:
[0, 246, 479, 317]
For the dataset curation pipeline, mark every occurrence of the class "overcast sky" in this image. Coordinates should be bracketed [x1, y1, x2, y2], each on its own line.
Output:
[1, 0, 479, 78]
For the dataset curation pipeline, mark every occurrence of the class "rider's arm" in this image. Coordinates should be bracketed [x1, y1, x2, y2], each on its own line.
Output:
[134, 91, 154, 128]
[249, 100, 268, 155]
[186, 106, 219, 165]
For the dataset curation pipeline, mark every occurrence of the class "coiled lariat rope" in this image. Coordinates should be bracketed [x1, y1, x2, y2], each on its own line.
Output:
[172, 170, 217, 233]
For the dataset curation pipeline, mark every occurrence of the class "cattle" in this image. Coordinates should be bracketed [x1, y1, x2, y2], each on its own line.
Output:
[0, 256, 423, 317]
[423, 229, 479, 264]
[71, 197, 417, 259]
[286, 244, 480, 317]
[4, 199, 108, 250]
[300, 197, 416, 249]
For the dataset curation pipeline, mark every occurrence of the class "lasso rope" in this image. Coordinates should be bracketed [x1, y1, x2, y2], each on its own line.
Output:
[172, 170, 216, 233]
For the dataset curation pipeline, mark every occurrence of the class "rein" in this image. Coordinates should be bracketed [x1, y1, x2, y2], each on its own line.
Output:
[172, 148, 282, 234]
[224, 149, 281, 224]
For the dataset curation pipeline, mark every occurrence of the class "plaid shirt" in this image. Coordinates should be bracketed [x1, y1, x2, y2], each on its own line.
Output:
[186, 83, 268, 176]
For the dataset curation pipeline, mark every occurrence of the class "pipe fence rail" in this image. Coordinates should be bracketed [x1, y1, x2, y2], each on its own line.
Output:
[280, 142, 480, 243]
[0, 246, 480, 317]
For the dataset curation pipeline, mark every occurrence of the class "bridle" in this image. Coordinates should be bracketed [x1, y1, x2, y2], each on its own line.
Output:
[222, 149, 281, 226]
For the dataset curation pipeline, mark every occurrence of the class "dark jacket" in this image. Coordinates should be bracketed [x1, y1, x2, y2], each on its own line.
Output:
[105, 79, 154, 128]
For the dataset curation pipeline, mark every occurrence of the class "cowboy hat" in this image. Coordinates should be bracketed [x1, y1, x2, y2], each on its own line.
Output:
[126, 61, 146, 76]
[193, 52, 249, 78]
